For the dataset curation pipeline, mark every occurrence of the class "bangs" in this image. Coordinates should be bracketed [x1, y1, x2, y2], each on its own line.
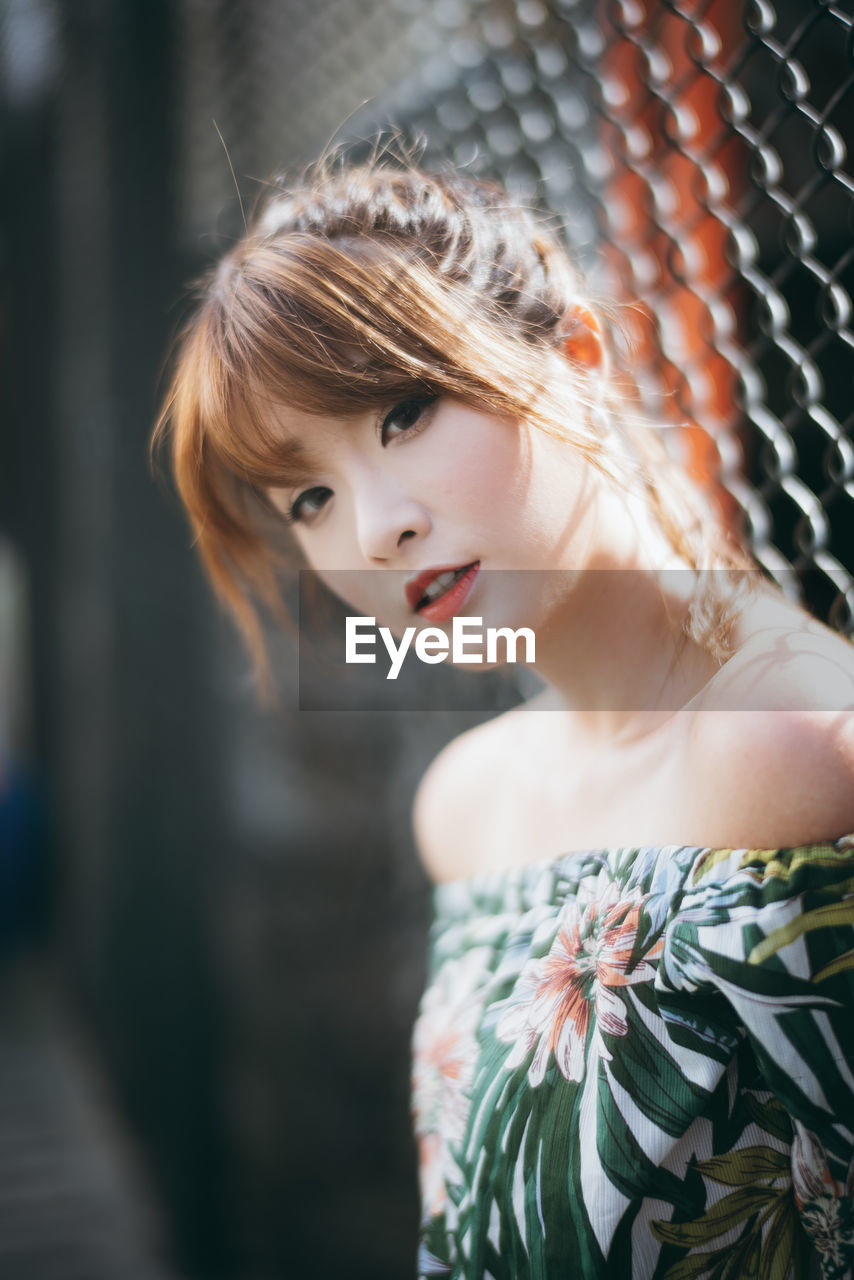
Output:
[196, 233, 552, 483]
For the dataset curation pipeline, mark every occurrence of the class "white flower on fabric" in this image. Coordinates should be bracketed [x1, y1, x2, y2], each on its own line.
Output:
[412, 947, 493, 1218]
[496, 880, 663, 1087]
[792, 1122, 854, 1279]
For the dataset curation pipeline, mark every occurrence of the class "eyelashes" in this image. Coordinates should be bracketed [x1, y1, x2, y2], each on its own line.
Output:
[379, 393, 438, 445]
[285, 485, 332, 525]
[282, 393, 439, 527]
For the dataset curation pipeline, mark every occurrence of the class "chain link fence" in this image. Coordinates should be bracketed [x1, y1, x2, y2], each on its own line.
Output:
[384, 0, 854, 633]
[177, 0, 854, 635]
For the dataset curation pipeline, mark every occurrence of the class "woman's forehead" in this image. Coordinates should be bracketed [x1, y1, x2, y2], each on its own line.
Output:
[245, 397, 356, 484]
[260, 396, 361, 439]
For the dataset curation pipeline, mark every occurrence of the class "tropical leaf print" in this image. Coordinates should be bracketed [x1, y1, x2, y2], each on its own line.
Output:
[494, 879, 665, 1087]
[748, 898, 854, 967]
[412, 836, 854, 1279]
[412, 946, 495, 1222]
[651, 1144, 796, 1280]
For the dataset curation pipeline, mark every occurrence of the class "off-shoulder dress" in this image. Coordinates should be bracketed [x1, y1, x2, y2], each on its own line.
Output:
[412, 834, 854, 1279]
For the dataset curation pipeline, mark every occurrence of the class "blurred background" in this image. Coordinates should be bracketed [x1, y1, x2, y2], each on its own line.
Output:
[1, 0, 853, 1277]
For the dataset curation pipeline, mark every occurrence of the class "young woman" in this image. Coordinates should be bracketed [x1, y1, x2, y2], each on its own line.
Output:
[155, 156, 854, 1278]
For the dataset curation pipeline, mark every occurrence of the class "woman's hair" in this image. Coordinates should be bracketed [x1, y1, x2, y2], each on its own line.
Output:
[152, 149, 757, 685]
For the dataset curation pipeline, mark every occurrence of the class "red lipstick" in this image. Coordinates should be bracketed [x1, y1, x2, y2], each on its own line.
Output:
[405, 561, 481, 623]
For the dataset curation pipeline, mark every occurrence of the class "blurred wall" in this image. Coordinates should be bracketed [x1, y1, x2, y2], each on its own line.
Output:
[1, 2, 514, 1277]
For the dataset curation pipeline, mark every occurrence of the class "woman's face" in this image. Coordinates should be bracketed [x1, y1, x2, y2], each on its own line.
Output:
[265, 394, 606, 644]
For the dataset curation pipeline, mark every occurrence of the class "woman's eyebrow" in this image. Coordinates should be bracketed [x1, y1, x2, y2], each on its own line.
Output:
[261, 436, 327, 487]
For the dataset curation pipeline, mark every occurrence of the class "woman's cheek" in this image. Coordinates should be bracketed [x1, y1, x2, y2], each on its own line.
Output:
[314, 569, 367, 616]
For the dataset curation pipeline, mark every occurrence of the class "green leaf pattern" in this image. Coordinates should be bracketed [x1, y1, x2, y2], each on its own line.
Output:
[411, 836, 854, 1277]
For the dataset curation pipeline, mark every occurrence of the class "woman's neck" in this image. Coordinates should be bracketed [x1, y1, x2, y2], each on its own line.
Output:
[528, 484, 724, 745]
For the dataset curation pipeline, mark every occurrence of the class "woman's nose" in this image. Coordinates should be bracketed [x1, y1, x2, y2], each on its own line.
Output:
[353, 480, 431, 563]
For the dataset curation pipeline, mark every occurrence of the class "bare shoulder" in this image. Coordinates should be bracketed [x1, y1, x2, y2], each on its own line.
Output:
[701, 590, 854, 713]
[412, 701, 535, 884]
[688, 595, 854, 847]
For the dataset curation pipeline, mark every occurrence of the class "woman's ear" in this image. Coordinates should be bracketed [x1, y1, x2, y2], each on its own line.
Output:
[561, 306, 607, 372]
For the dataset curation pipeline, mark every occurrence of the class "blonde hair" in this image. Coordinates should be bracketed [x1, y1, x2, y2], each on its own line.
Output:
[152, 152, 756, 686]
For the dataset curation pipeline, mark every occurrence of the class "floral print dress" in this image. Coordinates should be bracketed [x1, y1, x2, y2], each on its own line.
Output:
[411, 835, 854, 1279]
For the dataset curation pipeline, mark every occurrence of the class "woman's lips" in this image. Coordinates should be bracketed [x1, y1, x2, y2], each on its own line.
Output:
[405, 561, 481, 623]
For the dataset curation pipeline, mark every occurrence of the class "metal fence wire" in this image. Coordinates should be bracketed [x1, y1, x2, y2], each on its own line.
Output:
[177, 0, 854, 632]
[386, 0, 854, 635]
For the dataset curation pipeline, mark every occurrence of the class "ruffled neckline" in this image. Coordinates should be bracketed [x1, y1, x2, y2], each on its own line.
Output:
[431, 830, 854, 920]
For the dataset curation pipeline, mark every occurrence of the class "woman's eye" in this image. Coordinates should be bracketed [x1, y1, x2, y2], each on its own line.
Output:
[289, 485, 332, 524]
[380, 394, 438, 445]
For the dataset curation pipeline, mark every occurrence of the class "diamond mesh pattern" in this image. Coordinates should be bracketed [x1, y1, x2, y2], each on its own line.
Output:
[176, 0, 854, 633]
